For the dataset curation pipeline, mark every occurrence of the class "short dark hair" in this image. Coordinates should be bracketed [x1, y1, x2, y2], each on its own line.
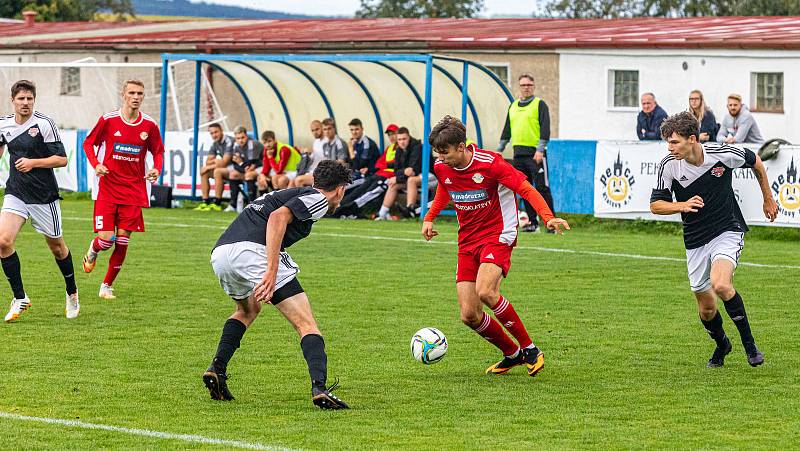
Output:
[208, 123, 222, 131]
[660, 111, 699, 140]
[234, 125, 247, 135]
[261, 130, 275, 141]
[396, 127, 410, 136]
[322, 118, 335, 127]
[518, 73, 534, 83]
[11, 80, 36, 99]
[313, 160, 352, 191]
[428, 115, 467, 151]
[348, 118, 362, 127]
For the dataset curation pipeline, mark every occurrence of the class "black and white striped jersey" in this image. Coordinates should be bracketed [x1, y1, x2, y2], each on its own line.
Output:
[0, 111, 66, 204]
[650, 143, 757, 249]
[214, 187, 329, 250]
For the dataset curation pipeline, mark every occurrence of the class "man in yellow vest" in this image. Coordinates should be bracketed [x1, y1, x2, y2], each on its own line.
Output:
[498, 73, 555, 233]
[258, 130, 301, 192]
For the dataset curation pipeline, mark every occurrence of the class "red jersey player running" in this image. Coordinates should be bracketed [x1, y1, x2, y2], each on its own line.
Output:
[422, 116, 569, 377]
[81, 79, 165, 299]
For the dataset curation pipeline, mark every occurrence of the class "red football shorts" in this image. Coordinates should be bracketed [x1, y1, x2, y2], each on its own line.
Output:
[456, 241, 513, 283]
[93, 199, 145, 233]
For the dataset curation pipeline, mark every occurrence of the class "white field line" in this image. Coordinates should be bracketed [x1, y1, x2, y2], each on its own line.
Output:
[60, 216, 800, 270]
[0, 412, 295, 450]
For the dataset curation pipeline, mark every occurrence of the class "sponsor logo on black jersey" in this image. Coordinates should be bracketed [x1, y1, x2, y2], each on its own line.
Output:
[772, 157, 799, 217]
[600, 151, 634, 208]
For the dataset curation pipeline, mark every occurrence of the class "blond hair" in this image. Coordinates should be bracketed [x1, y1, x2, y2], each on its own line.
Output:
[688, 89, 708, 123]
[121, 79, 145, 91]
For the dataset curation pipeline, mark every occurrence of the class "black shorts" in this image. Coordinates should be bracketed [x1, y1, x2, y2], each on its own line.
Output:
[270, 277, 304, 305]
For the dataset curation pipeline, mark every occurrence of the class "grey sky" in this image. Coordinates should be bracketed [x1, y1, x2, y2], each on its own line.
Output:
[195, 0, 541, 17]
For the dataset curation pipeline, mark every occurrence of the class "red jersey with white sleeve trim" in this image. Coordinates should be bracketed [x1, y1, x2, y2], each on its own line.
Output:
[83, 110, 165, 207]
[432, 146, 527, 249]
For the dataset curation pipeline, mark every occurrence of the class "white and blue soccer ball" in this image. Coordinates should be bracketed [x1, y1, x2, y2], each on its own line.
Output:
[411, 327, 448, 364]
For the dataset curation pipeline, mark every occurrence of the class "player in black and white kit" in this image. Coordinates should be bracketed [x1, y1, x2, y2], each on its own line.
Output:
[203, 159, 352, 409]
[0, 80, 79, 322]
[650, 111, 777, 368]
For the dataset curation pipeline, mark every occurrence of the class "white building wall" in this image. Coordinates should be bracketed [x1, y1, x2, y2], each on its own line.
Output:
[558, 49, 800, 143]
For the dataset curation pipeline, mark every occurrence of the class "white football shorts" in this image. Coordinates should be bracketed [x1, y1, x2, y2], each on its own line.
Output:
[1, 194, 63, 238]
[685, 231, 744, 293]
[210, 241, 299, 301]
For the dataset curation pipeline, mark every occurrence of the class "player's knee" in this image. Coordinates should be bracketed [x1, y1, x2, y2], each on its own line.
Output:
[476, 287, 499, 306]
[0, 234, 15, 253]
[460, 310, 482, 328]
[46, 240, 68, 259]
[711, 279, 734, 298]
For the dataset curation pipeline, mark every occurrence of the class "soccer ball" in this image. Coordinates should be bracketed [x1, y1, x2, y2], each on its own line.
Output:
[410, 327, 448, 364]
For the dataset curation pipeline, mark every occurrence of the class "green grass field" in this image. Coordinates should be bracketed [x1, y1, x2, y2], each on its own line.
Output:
[1, 199, 799, 449]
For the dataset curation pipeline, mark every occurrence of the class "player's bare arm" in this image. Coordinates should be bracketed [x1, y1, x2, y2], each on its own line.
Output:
[14, 154, 68, 173]
[254, 206, 293, 303]
[751, 155, 778, 221]
[650, 196, 704, 215]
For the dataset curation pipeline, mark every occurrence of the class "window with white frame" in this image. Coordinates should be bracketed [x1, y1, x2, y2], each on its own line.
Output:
[751, 72, 783, 113]
[484, 63, 510, 87]
[608, 69, 638, 108]
[60, 67, 81, 96]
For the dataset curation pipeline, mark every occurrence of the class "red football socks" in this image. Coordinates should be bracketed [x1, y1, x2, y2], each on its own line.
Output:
[492, 296, 534, 349]
[103, 236, 129, 286]
[92, 237, 114, 253]
[472, 312, 520, 357]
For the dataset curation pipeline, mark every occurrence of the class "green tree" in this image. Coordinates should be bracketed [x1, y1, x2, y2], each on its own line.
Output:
[2, 0, 134, 22]
[544, 0, 800, 17]
[356, 0, 484, 18]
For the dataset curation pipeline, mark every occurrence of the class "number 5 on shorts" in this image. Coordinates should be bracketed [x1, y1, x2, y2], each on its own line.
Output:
[95, 215, 104, 230]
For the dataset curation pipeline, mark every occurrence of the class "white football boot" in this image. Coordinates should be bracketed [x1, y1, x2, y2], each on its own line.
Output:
[65, 292, 80, 319]
[98, 283, 116, 300]
[4, 295, 31, 322]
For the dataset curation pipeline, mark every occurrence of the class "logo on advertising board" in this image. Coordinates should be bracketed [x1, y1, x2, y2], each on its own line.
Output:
[772, 157, 800, 217]
[599, 151, 634, 208]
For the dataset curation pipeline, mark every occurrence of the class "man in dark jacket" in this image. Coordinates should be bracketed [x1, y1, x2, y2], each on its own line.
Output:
[637, 92, 668, 140]
[387, 127, 432, 217]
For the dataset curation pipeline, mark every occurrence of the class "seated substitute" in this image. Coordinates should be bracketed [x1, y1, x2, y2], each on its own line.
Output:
[347, 118, 381, 181]
[196, 123, 234, 211]
[259, 130, 301, 192]
[203, 160, 353, 410]
[291, 120, 325, 188]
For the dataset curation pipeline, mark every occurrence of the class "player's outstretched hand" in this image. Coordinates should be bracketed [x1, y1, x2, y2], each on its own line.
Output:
[546, 218, 570, 235]
[14, 157, 35, 173]
[421, 221, 438, 241]
[681, 195, 704, 213]
[145, 168, 160, 182]
[254, 271, 277, 304]
[95, 164, 109, 176]
[764, 197, 778, 222]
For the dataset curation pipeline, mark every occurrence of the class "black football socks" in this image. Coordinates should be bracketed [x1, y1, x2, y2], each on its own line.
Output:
[301, 333, 328, 389]
[1, 251, 25, 299]
[56, 251, 77, 296]
[700, 310, 728, 348]
[213, 318, 247, 370]
[723, 291, 755, 345]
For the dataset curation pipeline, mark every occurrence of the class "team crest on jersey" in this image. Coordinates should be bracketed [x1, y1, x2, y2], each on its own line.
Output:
[471, 173, 484, 184]
[140, 131, 149, 141]
[28, 127, 39, 137]
[711, 166, 725, 177]
[599, 151, 634, 208]
[772, 157, 800, 217]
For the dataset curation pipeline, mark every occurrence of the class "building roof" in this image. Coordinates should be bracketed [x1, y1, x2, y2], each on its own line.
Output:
[2, 17, 800, 51]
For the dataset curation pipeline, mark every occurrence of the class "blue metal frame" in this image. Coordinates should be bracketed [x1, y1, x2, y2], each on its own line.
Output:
[236, 61, 294, 145]
[461, 62, 469, 125]
[420, 56, 433, 220]
[429, 62, 483, 148]
[371, 61, 424, 111]
[158, 59, 169, 184]
[323, 61, 384, 150]
[278, 61, 335, 120]
[205, 62, 259, 139]
[75, 129, 88, 192]
[433, 55, 514, 102]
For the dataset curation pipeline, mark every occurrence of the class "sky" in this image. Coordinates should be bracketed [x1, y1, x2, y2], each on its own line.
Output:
[195, 0, 542, 17]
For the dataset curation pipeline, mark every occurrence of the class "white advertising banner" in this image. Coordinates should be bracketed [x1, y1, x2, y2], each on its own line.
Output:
[594, 140, 800, 228]
[161, 131, 216, 198]
[0, 130, 79, 192]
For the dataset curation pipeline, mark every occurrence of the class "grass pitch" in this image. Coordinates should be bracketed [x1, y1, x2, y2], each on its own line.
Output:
[1, 199, 798, 449]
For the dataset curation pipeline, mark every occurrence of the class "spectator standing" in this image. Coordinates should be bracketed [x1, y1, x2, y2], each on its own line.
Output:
[196, 123, 233, 211]
[717, 94, 764, 145]
[637, 92, 668, 141]
[498, 73, 555, 232]
[688, 90, 717, 143]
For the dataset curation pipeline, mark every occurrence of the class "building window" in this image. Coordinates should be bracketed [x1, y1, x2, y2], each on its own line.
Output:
[608, 69, 638, 108]
[60, 67, 81, 96]
[484, 64, 510, 87]
[751, 72, 783, 113]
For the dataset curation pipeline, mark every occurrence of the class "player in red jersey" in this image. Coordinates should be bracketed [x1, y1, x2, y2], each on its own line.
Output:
[422, 116, 569, 377]
[81, 80, 164, 299]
